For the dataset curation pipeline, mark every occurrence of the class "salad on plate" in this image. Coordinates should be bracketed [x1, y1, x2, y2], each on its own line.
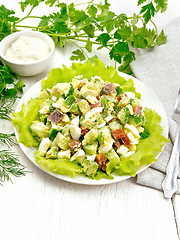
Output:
[12, 60, 168, 180]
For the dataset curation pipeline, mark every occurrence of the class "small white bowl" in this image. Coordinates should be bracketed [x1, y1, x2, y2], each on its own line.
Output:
[0, 31, 55, 76]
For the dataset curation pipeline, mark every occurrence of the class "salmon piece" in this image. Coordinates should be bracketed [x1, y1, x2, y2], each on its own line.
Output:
[96, 95, 101, 101]
[69, 140, 81, 152]
[80, 126, 88, 136]
[102, 83, 117, 95]
[133, 106, 142, 115]
[48, 109, 64, 124]
[95, 153, 107, 169]
[114, 140, 123, 149]
[90, 102, 101, 109]
[117, 96, 122, 101]
[121, 134, 131, 147]
[112, 128, 125, 140]
[101, 160, 109, 172]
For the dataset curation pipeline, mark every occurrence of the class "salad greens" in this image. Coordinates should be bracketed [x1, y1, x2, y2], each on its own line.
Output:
[12, 60, 168, 179]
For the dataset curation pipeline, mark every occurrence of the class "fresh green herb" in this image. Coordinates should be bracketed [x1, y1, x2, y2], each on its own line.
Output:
[140, 126, 150, 139]
[0, 60, 25, 185]
[98, 132, 104, 145]
[0, 0, 168, 74]
[0, 61, 25, 99]
[50, 129, 62, 140]
[49, 103, 56, 113]
[0, 97, 18, 120]
[0, 133, 17, 147]
[43, 116, 47, 125]
[115, 86, 124, 95]
[0, 150, 27, 185]
[62, 83, 74, 99]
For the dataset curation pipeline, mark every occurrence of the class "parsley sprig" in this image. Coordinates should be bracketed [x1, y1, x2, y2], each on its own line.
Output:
[0, 0, 167, 74]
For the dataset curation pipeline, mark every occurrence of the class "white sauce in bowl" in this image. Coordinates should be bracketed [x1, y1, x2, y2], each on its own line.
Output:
[5, 36, 50, 63]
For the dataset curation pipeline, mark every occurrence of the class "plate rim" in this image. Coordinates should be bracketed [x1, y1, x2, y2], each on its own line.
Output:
[14, 72, 169, 185]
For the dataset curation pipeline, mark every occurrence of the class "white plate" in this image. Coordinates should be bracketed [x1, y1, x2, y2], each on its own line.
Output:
[14, 72, 169, 185]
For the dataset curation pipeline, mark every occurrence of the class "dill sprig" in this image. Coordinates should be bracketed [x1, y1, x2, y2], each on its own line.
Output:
[0, 96, 18, 120]
[0, 132, 17, 147]
[0, 150, 27, 184]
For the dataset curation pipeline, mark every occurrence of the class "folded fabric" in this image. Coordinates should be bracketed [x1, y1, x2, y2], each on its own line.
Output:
[130, 17, 180, 194]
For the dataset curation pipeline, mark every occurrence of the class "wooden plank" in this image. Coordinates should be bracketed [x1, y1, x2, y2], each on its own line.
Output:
[0, 168, 179, 240]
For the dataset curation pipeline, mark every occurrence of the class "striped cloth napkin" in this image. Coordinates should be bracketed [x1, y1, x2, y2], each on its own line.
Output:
[130, 17, 180, 194]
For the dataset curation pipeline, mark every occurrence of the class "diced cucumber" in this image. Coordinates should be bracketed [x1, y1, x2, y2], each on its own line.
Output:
[54, 132, 70, 150]
[106, 149, 120, 162]
[39, 89, 49, 99]
[78, 99, 90, 115]
[83, 142, 98, 155]
[80, 89, 98, 98]
[30, 121, 49, 139]
[98, 126, 112, 145]
[100, 96, 110, 118]
[62, 125, 70, 137]
[109, 121, 122, 131]
[64, 95, 76, 107]
[106, 149, 121, 174]
[83, 129, 98, 144]
[46, 148, 58, 159]
[129, 113, 144, 126]
[70, 103, 80, 115]
[51, 83, 70, 98]
[130, 98, 141, 108]
[117, 107, 130, 125]
[82, 160, 99, 176]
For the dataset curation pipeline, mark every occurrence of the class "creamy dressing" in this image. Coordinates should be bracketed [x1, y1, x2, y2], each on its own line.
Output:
[5, 36, 50, 63]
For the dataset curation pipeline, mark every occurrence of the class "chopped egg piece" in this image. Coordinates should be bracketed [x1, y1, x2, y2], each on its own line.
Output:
[137, 126, 144, 133]
[39, 138, 51, 156]
[117, 145, 129, 155]
[123, 151, 135, 158]
[70, 125, 81, 140]
[120, 97, 129, 107]
[86, 95, 98, 104]
[98, 122, 106, 128]
[124, 124, 140, 138]
[105, 115, 113, 122]
[71, 149, 85, 161]
[127, 132, 139, 145]
[129, 144, 136, 152]
[71, 116, 79, 126]
[58, 150, 71, 159]
[126, 104, 133, 115]
[124, 91, 135, 99]
[52, 102, 61, 109]
[99, 139, 114, 154]
[61, 106, 69, 113]
[52, 96, 57, 102]
[62, 114, 70, 123]
[39, 105, 49, 114]
[85, 107, 103, 120]
[86, 154, 96, 161]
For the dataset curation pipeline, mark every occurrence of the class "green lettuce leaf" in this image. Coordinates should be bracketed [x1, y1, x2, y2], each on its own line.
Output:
[12, 98, 44, 147]
[35, 153, 82, 178]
